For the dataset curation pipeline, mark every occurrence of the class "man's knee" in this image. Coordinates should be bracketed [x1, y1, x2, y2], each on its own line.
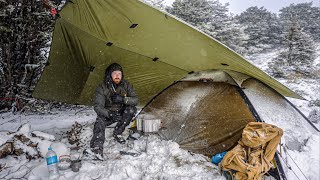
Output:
[96, 116, 113, 124]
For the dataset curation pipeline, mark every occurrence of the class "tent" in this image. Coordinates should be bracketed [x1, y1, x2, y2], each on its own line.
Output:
[33, 1, 317, 174]
[137, 70, 317, 157]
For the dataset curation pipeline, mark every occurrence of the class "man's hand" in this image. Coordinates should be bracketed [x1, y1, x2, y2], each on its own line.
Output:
[111, 93, 124, 104]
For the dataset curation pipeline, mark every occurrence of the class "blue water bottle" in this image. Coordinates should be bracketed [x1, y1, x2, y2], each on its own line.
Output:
[46, 147, 60, 179]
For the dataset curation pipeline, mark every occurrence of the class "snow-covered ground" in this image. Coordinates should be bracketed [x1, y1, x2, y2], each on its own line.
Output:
[0, 108, 222, 180]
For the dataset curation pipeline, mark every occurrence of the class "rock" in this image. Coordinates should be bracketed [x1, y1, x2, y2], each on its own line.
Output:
[0, 142, 14, 158]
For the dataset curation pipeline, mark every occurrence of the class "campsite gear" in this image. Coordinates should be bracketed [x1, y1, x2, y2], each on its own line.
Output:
[136, 118, 143, 131]
[70, 159, 82, 172]
[113, 134, 126, 144]
[212, 151, 227, 165]
[57, 155, 71, 170]
[46, 147, 60, 179]
[142, 119, 162, 133]
[221, 122, 283, 180]
[146, 81, 257, 156]
[138, 76, 319, 159]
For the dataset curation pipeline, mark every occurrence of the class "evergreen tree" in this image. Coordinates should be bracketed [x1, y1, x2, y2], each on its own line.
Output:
[143, 0, 166, 10]
[211, 18, 248, 55]
[167, 0, 216, 27]
[167, 0, 247, 55]
[236, 6, 281, 53]
[269, 21, 316, 77]
[279, 2, 320, 41]
[0, 0, 60, 109]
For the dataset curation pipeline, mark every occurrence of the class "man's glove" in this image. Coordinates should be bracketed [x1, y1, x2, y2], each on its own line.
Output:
[111, 93, 124, 104]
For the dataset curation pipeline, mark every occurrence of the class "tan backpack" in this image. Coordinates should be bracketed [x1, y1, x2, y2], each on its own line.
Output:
[221, 122, 283, 180]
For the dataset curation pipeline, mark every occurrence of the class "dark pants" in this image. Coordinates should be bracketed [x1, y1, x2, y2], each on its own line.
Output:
[90, 106, 137, 149]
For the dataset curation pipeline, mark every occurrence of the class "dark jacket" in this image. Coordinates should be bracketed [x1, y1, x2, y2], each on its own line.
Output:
[94, 65, 138, 118]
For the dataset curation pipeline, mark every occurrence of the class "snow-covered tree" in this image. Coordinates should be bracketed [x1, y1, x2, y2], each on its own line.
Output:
[0, 0, 60, 109]
[143, 0, 166, 10]
[167, 0, 247, 55]
[166, 0, 217, 27]
[210, 18, 248, 55]
[279, 2, 320, 41]
[269, 21, 316, 77]
[236, 6, 281, 54]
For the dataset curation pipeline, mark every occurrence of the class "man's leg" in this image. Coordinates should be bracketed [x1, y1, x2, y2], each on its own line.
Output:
[113, 106, 137, 140]
[90, 116, 114, 155]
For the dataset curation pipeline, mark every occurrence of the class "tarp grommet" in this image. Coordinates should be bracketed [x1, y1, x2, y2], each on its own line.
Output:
[130, 24, 138, 28]
[106, 42, 113, 46]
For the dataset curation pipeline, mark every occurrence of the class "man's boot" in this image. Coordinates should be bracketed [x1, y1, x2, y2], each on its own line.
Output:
[83, 147, 104, 161]
[92, 147, 103, 159]
[113, 134, 126, 144]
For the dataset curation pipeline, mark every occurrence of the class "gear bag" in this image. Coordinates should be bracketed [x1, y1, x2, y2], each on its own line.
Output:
[221, 122, 283, 180]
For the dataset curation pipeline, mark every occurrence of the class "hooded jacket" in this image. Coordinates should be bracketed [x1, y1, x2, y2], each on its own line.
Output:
[94, 63, 138, 118]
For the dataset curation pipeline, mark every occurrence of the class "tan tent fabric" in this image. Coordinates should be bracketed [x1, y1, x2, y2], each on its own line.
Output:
[221, 122, 283, 180]
[139, 81, 256, 156]
[33, 0, 302, 106]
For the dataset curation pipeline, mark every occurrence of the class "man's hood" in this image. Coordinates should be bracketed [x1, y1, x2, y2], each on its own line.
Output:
[104, 63, 124, 84]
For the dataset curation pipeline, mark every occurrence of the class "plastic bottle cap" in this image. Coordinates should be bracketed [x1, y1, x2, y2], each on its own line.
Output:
[48, 147, 52, 150]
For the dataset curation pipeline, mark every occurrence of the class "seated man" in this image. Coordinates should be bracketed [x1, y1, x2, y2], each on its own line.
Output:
[90, 63, 138, 157]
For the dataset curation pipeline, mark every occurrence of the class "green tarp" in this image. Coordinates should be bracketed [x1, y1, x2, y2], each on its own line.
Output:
[33, 0, 303, 106]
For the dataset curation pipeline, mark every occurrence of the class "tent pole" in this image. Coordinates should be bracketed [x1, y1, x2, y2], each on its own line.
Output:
[236, 87, 262, 122]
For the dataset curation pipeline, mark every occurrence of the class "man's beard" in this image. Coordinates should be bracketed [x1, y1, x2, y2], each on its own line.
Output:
[113, 78, 121, 84]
